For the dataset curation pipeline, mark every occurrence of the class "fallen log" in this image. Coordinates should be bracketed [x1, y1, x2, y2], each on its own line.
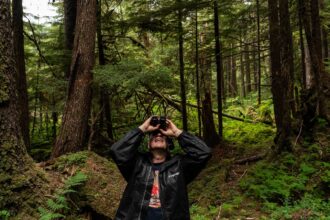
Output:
[234, 154, 265, 164]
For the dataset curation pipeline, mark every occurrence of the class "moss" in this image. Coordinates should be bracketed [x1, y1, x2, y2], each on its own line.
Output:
[10, 174, 32, 190]
[0, 73, 10, 103]
[0, 173, 11, 183]
[52, 151, 89, 171]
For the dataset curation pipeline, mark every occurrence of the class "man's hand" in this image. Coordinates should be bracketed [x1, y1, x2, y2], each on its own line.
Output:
[138, 117, 160, 133]
[160, 119, 183, 138]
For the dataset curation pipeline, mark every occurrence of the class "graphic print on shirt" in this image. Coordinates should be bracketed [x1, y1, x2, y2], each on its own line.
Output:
[149, 170, 161, 208]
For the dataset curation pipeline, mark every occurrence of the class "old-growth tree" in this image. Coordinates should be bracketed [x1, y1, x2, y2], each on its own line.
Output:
[0, 0, 40, 213]
[12, 0, 29, 148]
[52, 0, 97, 158]
[268, 0, 294, 153]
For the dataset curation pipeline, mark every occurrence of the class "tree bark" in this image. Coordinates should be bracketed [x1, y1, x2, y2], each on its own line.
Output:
[97, 0, 114, 140]
[279, 0, 295, 116]
[0, 0, 35, 212]
[240, 37, 246, 98]
[268, 0, 292, 152]
[256, 0, 262, 104]
[214, 0, 223, 140]
[52, 0, 97, 158]
[195, 3, 202, 137]
[300, 0, 329, 125]
[177, 0, 188, 131]
[298, 0, 307, 89]
[199, 28, 220, 147]
[244, 41, 251, 93]
[64, 0, 77, 78]
[64, 0, 77, 50]
[12, 0, 30, 148]
[230, 44, 238, 96]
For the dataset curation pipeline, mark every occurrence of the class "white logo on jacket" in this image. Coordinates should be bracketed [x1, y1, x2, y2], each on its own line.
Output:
[168, 172, 180, 178]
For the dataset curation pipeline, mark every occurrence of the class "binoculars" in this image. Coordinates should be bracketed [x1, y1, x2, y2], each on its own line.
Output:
[150, 116, 167, 130]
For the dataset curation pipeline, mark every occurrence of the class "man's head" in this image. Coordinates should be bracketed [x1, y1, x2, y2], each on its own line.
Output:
[148, 130, 173, 151]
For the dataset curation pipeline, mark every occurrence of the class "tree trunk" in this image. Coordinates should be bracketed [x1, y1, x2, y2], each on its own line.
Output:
[256, 0, 262, 104]
[200, 27, 220, 147]
[301, 0, 329, 125]
[268, 0, 292, 153]
[97, 0, 114, 140]
[64, 0, 77, 50]
[195, 3, 202, 137]
[298, 0, 307, 89]
[177, 0, 188, 131]
[52, 94, 58, 139]
[231, 44, 238, 96]
[226, 57, 231, 97]
[0, 0, 35, 212]
[12, 0, 30, 148]
[214, 0, 223, 140]
[279, 0, 295, 116]
[52, 0, 97, 158]
[64, 0, 77, 78]
[252, 43, 258, 92]
[240, 38, 246, 97]
[244, 41, 251, 93]
[322, 27, 329, 63]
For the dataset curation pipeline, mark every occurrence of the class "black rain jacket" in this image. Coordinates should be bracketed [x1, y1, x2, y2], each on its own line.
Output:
[110, 128, 212, 220]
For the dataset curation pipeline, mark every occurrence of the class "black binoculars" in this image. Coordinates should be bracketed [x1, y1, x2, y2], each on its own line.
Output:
[150, 116, 167, 130]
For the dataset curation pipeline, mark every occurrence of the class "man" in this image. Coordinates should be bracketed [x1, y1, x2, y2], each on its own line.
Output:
[110, 117, 212, 220]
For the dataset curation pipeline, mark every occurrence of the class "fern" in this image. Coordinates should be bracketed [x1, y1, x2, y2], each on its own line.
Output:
[38, 172, 87, 219]
[0, 210, 10, 220]
[63, 172, 88, 190]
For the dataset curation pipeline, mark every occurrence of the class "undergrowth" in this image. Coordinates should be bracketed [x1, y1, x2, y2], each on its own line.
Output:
[38, 171, 87, 220]
[0, 210, 10, 220]
[240, 141, 330, 219]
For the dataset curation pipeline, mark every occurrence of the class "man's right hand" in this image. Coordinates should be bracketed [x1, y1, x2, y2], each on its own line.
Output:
[138, 117, 160, 133]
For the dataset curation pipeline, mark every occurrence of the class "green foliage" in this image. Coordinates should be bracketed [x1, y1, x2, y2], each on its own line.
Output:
[240, 161, 306, 203]
[190, 204, 218, 220]
[94, 57, 173, 91]
[240, 146, 330, 218]
[267, 194, 330, 220]
[53, 151, 89, 171]
[223, 117, 275, 148]
[0, 210, 10, 220]
[38, 172, 87, 220]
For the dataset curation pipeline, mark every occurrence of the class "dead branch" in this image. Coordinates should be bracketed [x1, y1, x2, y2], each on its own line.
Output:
[234, 154, 265, 164]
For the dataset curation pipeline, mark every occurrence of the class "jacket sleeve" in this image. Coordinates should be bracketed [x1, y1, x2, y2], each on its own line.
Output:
[110, 128, 144, 181]
[178, 131, 212, 184]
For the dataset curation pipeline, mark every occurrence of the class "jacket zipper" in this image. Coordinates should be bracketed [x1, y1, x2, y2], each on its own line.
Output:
[138, 166, 152, 220]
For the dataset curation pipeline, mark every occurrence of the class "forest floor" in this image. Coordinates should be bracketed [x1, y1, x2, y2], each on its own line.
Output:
[10, 110, 329, 220]
[188, 130, 272, 220]
[188, 118, 330, 220]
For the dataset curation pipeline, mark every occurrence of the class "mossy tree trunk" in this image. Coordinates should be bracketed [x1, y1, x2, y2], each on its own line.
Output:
[0, 0, 35, 211]
[12, 0, 30, 149]
[52, 0, 97, 158]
